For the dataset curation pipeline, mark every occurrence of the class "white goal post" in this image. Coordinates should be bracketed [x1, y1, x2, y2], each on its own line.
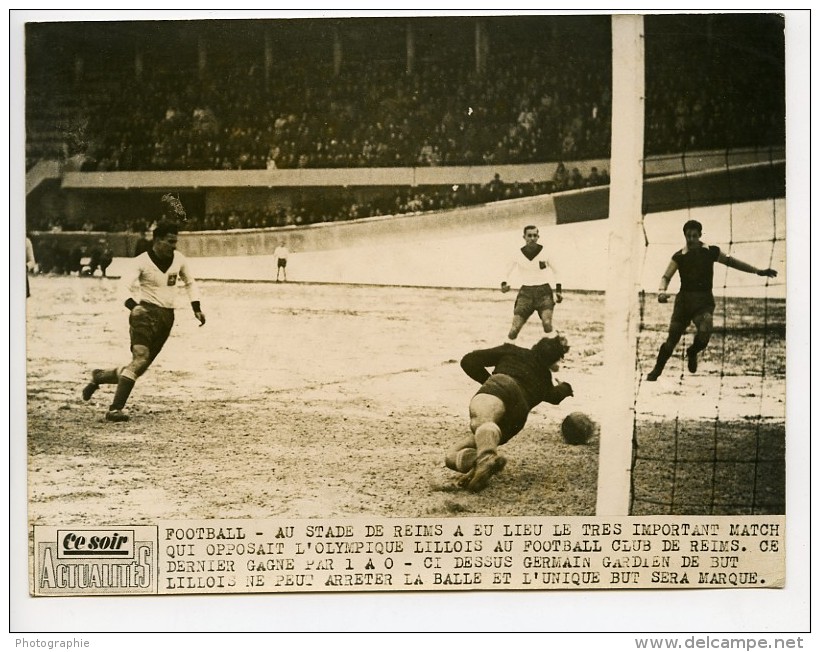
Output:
[595, 14, 646, 516]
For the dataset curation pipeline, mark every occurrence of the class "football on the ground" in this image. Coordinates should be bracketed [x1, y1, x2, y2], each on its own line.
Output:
[561, 412, 595, 445]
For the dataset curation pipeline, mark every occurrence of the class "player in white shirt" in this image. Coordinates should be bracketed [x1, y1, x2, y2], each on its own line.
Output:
[273, 241, 289, 282]
[501, 225, 563, 342]
[26, 235, 37, 298]
[82, 220, 206, 422]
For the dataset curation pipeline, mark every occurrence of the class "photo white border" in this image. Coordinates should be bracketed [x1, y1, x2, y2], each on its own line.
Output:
[7, 6, 813, 641]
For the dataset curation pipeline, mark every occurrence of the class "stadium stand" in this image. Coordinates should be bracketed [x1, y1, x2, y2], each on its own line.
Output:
[24, 15, 784, 234]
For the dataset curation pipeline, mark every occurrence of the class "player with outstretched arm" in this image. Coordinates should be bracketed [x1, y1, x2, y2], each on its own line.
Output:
[646, 219, 777, 381]
[445, 335, 574, 492]
[82, 220, 206, 421]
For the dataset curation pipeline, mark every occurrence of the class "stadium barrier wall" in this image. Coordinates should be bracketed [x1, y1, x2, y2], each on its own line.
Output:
[28, 231, 136, 258]
[25, 160, 62, 195]
[32, 152, 786, 257]
[642, 146, 784, 177]
[45, 146, 783, 192]
[27, 147, 783, 235]
[58, 160, 610, 191]
[176, 193, 556, 258]
[28, 194, 556, 259]
[554, 160, 785, 224]
[29, 158, 784, 260]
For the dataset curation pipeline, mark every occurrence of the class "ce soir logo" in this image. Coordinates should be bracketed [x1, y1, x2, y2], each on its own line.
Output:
[57, 530, 135, 559]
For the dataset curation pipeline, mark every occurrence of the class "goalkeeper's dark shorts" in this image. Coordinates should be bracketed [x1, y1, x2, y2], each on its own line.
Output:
[129, 301, 175, 363]
[671, 291, 715, 326]
[475, 373, 531, 444]
[514, 284, 555, 318]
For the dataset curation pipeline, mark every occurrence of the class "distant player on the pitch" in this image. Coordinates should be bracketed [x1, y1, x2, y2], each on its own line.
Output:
[82, 196, 205, 422]
[501, 225, 562, 342]
[445, 335, 574, 492]
[646, 219, 778, 381]
[273, 241, 289, 282]
[26, 235, 37, 298]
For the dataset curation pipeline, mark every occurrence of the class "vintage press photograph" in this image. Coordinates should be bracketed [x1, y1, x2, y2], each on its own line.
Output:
[13, 8, 808, 633]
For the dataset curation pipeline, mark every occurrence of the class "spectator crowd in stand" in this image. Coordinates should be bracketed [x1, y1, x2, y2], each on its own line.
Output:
[25, 16, 782, 234]
[31, 238, 113, 276]
[27, 167, 609, 235]
[26, 23, 783, 175]
[44, 50, 611, 174]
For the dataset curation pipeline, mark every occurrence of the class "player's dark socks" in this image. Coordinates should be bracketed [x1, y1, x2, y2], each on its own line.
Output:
[83, 367, 120, 401]
[82, 382, 99, 401]
[686, 338, 707, 374]
[647, 343, 673, 381]
[109, 375, 136, 412]
[94, 368, 120, 385]
[686, 346, 698, 373]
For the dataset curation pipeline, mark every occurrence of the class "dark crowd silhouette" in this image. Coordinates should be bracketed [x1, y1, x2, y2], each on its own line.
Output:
[25, 15, 784, 235]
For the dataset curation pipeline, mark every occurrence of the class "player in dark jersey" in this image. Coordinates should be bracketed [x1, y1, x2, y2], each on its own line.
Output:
[445, 334, 574, 492]
[646, 219, 778, 381]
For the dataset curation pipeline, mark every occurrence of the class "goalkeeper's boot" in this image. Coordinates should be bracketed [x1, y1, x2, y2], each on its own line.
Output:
[467, 452, 507, 493]
[456, 468, 475, 489]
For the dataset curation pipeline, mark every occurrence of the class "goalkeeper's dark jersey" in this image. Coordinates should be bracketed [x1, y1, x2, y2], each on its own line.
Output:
[460, 344, 559, 410]
[672, 245, 721, 292]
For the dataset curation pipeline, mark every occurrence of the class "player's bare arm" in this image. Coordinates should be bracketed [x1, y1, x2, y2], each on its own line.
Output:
[546, 258, 562, 303]
[717, 252, 777, 277]
[657, 260, 678, 303]
[500, 262, 514, 293]
[179, 262, 206, 325]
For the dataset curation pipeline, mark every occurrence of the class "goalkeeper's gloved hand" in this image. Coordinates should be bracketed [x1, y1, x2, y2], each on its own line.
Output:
[545, 381, 574, 404]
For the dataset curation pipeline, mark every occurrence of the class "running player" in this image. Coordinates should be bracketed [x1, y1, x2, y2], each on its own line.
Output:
[81, 219, 206, 421]
[646, 219, 777, 381]
[445, 334, 574, 492]
[501, 225, 562, 342]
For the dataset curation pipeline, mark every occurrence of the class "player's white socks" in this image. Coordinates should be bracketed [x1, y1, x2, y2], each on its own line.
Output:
[454, 448, 477, 473]
[474, 423, 502, 458]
